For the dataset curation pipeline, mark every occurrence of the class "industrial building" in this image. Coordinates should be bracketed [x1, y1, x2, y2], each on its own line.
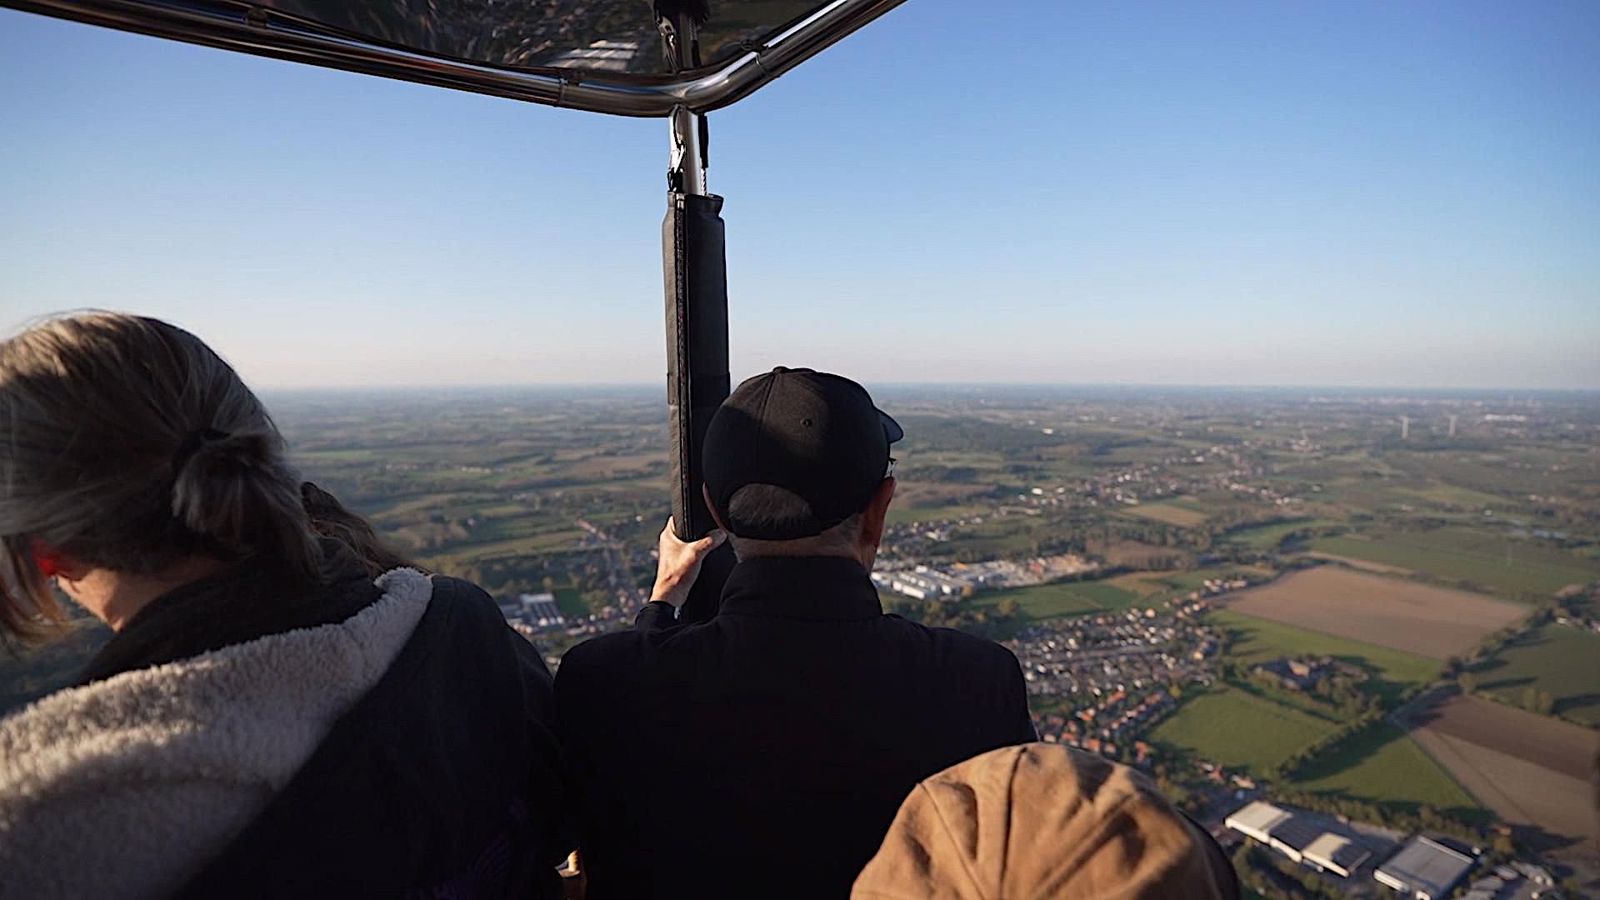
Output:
[1303, 833, 1373, 879]
[1224, 801, 1291, 845]
[1224, 800, 1375, 881]
[871, 566, 974, 600]
[1267, 816, 1325, 864]
[1374, 835, 1477, 900]
[498, 591, 565, 628]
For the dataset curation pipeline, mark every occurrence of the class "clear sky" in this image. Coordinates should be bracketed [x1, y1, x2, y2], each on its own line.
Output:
[2, 1, 1597, 389]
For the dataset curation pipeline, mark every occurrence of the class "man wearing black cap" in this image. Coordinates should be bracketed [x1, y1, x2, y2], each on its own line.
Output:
[554, 368, 1036, 898]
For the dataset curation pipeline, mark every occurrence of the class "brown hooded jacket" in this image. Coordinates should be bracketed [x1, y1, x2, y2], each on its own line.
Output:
[853, 743, 1238, 899]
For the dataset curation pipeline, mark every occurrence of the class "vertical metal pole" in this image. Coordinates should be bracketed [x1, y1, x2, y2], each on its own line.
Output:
[662, 118, 728, 545]
[670, 105, 706, 197]
[658, 5, 734, 621]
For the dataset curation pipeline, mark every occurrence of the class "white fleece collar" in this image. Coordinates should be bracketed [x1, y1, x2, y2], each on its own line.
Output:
[0, 567, 433, 900]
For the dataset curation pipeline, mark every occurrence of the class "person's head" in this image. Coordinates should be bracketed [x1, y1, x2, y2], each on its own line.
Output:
[853, 743, 1239, 899]
[701, 367, 903, 568]
[0, 312, 322, 640]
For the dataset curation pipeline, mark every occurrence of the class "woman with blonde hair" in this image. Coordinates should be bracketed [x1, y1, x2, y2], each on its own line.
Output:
[0, 312, 567, 899]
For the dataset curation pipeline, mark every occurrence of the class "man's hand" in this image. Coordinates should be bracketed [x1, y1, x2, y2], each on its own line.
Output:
[650, 518, 728, 609]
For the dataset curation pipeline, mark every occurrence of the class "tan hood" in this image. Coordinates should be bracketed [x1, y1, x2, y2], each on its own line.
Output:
[853, 743, 1235, 899]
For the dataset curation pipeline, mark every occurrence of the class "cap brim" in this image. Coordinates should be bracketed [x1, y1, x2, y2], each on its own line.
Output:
[879, 410, 904, 444]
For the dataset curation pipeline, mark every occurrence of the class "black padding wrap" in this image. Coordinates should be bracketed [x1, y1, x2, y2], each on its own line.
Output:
[663, 191, 730, 542]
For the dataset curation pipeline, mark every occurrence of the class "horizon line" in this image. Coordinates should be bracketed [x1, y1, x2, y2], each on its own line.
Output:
[259, 380, 1600, 395]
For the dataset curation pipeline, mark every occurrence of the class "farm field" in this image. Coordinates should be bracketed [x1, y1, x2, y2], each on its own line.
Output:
[1148, 686, 1338, 776]
[971, 579, 1141, 622]
[1221, 518, 1315, 550]
[1211, 609, 1440, 701]
[1475, 624, 1600, 727]
[884, 502, 988, 526]
[1292, 722, 1479, 813]
[1401, 693, 1600, 856]
[1122, 502, 1209, 527]
[1310, 529, 1600, 599]
[1225, 566, 1526, 659]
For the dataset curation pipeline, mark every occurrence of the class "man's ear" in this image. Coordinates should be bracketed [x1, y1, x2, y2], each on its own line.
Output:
[860, 477, 897, 550]
[29, 539, 88, 582]
[701, 482, 731, 533]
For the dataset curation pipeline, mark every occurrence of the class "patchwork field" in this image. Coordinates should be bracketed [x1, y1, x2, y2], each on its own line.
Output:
[1211, 609, 1441, 701]
[1294, 722, 1480, 813]
[972, 579, 1141, 622]
[1401, 693, 1600, 856]
[1122, 502, 1209, 527]
[1476, 624, 1600, 727]
[1226, 566, 1526, 659]
[1222, 518, 1315, 550]
[1311, 530, 1600, 599]
[1148, 686, 1338, 775]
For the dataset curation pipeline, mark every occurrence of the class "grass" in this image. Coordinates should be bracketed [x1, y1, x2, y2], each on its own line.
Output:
[1310, 529, 1599, 598]
[1398, 484, 1505, 509]
[885, 503, 990, 526]
[1292, 722, 1480, 812]
[1106, 571, 1183, 598]
[971, 579, 1142, 621]
[553, 586, 586, 618]
[1212, 609, 1441, 703]
[1474, 624, 1600, 726]
[1222, 518, 1329, 550]
[1122, 502, 1209, 528]
[1148, 686, 1339, 775]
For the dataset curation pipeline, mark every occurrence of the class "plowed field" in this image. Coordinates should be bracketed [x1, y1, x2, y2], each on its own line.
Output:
[1400, 693, 1599, 857]
[1226, 567, 1525, 659]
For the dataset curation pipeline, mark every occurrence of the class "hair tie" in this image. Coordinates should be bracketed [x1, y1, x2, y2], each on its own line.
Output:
[173, 428, 230, 469]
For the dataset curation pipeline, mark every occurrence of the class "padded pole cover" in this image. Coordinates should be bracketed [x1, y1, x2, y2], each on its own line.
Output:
[663, 190, 730, 539]
[664, 190, 734, 621]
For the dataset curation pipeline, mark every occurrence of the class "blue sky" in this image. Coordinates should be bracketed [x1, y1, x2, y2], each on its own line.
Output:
[2, 1, 1597, 389]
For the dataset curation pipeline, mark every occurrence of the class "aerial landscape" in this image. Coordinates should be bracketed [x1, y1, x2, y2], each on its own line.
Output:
[3, 0, 1596, 891]
[3, 382, 1595, 897]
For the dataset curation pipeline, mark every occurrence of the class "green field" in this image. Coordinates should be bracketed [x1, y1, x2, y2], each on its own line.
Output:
[553, 586, 586, 618]
[1475, 624, 1600, 726]
[1148, 686, 1339, 775]
[1220, 518, 1345, 550]
[1310, 529, 1598, 598]
[1293, 722, 1480, 812]
[971, 579, 1142, 621]
[1122, 502, 1209, 527]
[1212, 610, 1441, 702]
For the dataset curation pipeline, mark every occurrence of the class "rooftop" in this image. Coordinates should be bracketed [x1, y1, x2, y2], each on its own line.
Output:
[1225, 801, 1291, 837]
[1376, 836, 1476, 898]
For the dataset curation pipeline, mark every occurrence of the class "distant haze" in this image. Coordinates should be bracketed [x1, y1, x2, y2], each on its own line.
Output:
[2, 2, 1597, 390]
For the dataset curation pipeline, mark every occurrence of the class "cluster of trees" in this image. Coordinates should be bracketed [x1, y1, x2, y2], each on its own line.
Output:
[1452, 607, 1564, 717]
[1270, 712, 1385, 782]
[1517, 686, 1557, 715]
[1216, 662, 1379, 720]
[1230, 664, 1376, 718]
[1229, 843, 1338, 900]
[1269, 786, 1493, 848]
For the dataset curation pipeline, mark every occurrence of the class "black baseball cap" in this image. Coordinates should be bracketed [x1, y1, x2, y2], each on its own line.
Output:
[703, 367, 904, 540]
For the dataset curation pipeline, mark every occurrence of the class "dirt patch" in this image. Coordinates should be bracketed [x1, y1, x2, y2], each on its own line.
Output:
[1402, 693, 1600, 857]
[1226, 566, 1525, 659]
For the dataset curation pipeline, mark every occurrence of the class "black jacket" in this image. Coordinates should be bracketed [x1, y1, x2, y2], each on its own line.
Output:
[555, 556, 1036, 899]
[82, 545, 568, 898]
